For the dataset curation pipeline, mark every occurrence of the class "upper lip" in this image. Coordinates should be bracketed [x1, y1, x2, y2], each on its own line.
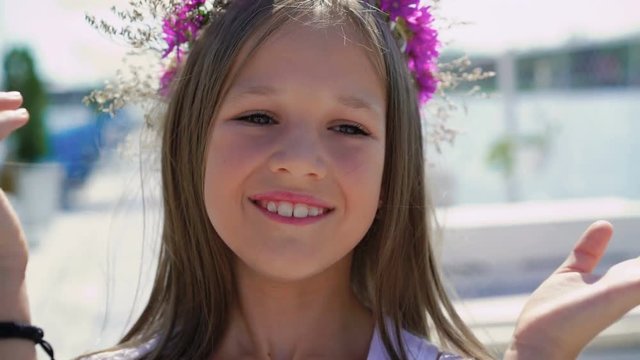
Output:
[249, 191, 334, 209]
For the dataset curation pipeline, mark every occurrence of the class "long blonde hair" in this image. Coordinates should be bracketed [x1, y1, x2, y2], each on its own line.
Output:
[88, 0, 492, 359]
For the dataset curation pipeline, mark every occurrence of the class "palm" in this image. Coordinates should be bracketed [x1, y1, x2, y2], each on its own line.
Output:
[510, 221, 640, 359]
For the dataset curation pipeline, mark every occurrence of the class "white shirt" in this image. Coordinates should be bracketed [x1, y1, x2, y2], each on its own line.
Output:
[83, 325, 461, 359]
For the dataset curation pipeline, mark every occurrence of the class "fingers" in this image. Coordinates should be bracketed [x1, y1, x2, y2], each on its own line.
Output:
[0, 92, 29, 141]
[0, 91, 24, 110]
[556, 220, 614, 274]
[0, 109, 29, 140]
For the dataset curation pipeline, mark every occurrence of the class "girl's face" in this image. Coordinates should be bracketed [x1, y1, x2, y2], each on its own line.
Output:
[204, 21, 386, 281]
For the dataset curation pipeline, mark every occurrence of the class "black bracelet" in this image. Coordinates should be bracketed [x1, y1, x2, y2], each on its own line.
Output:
[0, 322, 55, 359]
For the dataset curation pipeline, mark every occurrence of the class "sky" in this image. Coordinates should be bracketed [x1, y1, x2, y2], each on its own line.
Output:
[436, 0, 640, 54]
[1, 0, 639, 89]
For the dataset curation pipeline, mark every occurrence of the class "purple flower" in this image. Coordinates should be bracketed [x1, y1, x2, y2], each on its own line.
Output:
[158, 0, 209, 96]
[379, 0, 421, 21]
[161, 0, 207, 58]
[405, 6, 433, 28]
[393, 3, 439, 102]
[378, 1, 439, 102]
[414, 66, 438, 102]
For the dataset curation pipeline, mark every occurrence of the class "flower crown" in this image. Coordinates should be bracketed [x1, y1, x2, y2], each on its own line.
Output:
[157, 0, 439, 103]
[85, 0, 493, 151]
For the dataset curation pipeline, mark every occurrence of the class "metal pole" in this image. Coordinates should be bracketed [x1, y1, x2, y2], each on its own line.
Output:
[497, 51, 519, 202]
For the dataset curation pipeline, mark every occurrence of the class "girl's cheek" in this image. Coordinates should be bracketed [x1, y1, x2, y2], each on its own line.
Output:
[210, 127, 276, 166]
[325, 138, 384, 180]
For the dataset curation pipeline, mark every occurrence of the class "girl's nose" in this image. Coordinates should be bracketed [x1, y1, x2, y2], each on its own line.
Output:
[267, 125, 328, 179]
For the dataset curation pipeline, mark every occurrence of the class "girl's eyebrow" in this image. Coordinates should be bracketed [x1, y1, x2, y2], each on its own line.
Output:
[227, 84, 384, 119]
[336, 93, 384, 119]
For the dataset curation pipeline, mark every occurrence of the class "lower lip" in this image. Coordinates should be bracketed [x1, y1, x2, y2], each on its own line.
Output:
[250, 200, 331, 226]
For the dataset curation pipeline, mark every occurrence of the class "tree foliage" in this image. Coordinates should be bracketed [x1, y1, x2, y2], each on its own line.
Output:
[2, 47, 49, 163]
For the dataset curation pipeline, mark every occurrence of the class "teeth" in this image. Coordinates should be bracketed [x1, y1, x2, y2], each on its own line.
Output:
[277, 201, 293, 217]
[309, 207, 319, 216]
[258, 200, 327, 218]
[293, 203, 309, 218]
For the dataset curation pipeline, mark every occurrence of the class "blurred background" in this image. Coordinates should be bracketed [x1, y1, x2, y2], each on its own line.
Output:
[1, 0, 639, 358]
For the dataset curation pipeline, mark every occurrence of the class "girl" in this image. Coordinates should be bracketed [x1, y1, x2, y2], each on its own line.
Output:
[1, 0, 639, 359]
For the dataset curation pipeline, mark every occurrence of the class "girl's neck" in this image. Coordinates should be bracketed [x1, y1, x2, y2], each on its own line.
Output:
[215, 255, 374, 360]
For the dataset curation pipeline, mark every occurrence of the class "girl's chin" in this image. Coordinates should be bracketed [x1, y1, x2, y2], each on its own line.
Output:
[233, 251, 354, 284]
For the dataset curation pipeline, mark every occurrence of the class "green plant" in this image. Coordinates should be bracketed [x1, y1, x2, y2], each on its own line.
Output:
[2, 47, 49, 163]
[487, 130, 552, 177]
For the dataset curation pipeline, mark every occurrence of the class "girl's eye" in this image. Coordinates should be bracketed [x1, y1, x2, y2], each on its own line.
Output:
[235, 112, 277, 125]
[331, 123, 370, 136]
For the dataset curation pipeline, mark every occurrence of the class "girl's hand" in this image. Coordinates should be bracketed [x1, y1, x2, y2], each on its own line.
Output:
[0, 91, 35, 359]
[0, 91, 30, 275]
[504, 221, 640, 359]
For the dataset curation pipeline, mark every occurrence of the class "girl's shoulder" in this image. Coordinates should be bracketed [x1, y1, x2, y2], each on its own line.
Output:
[367, 326, 465, 360]
[78, 337, 157, 360]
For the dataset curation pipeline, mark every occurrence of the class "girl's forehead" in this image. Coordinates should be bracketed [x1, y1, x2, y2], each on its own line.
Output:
[223, 20, 386, 115]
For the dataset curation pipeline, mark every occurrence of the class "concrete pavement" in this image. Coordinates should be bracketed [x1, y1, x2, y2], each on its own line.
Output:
[25, 157, 160, 359]
[22, 157, 640, 359]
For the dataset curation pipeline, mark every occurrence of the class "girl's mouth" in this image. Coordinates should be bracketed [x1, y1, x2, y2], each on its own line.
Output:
[249, 199, 334, 225]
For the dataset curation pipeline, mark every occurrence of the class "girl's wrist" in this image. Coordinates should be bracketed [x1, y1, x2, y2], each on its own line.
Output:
[0, 272, 31, 323]
[0, 274, 36, 360]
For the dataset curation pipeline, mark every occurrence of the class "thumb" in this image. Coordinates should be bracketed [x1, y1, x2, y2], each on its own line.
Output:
[555, 220, 614, 274]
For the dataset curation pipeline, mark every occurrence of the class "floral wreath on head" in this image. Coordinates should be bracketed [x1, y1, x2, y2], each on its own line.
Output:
[85, 0, 493, 150]
[157, 0, 439, 103]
